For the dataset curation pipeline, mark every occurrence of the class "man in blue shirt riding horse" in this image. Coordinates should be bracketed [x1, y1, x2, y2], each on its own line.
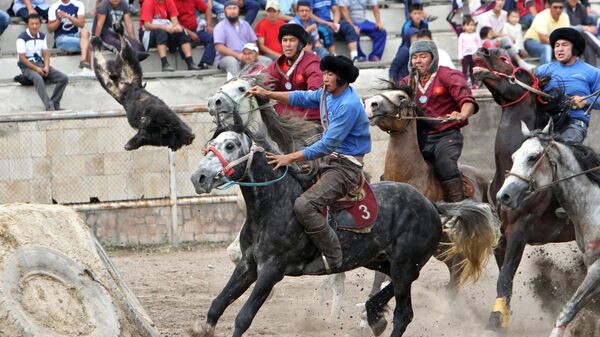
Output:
[249, 55, 371, 273]
[536, 27, 600, 143]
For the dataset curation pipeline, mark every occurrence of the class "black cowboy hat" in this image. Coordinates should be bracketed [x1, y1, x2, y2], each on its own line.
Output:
[278, 24, 309, 46]
[550, 27, 586, 56]
[320, 55, 359, 84]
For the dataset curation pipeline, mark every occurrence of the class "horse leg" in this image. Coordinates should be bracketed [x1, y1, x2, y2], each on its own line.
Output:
[189, 259, 257, 337]
[388, 260, 420, 337]
[486, 225, 527, 331]
[549, 260, 600, 337]
[369, 271, 390, 298]
[231, 265, 284, 337]
[365, 282, 394, 336]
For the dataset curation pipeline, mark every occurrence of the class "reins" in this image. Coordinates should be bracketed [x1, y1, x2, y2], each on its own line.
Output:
[372, 93, 459, 123]
[489, 57, 551, 108]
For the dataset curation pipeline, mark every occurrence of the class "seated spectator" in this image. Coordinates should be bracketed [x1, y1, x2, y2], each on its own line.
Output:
[214, 0, 260, 24]
[311, 0, 359, 60]
[239, 42, 270, 75]
[502, 8, 526, 57]
[214, 0, 271, 76]
[93, 0, 145, 57]
[565, 0, 600, 66]
[12, 0, 49, 22]
[16, 14, 68, 111]
[290, 1, 328, 58]
[401, 3, 428, 49]
[480, 26, 499, 49]
[517, 0, 546, 30]
[278, 0, 296, 21]
[174, 0, 216, 69]
[389, 27, 418, 83]
[476, 0, 535, 70]
[524, 0, 569, 65]
[263, 24, 322, 121]
[139, 0, 200, 71]
[210, 0, 225, 21]
[255, 0, 286, 60]
[403, 0, 435, 22]
[339, 0, 386, 62]
[0, 10, 9, 35]
[48, 0, 91, 69]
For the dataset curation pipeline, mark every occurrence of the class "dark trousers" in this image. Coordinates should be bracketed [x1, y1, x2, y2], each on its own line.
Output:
[422, 129, 463, 181]
[21, 63, 69, 110]
[16, 7, 49, 22]
[195, 30, 216, 64]
[461, 55, 476, 84]
[317, 21, 359, 48]
[100, 30, 144, 53]
[293, 155, 362, 233]
[139, 28, 191, 52]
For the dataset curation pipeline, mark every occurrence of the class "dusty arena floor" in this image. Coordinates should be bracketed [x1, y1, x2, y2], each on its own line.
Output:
[109, 243, 599, 337]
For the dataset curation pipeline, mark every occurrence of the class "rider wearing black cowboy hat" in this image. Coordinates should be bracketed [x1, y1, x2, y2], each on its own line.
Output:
[263, 23, 323, 121]
[249, 55, 371, 273]
[536, 26, 600, 144]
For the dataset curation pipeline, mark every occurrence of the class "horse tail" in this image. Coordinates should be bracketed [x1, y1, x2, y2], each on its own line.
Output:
[435, 199, 500, 286]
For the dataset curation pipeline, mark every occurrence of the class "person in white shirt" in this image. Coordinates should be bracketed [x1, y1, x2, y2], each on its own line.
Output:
[501, 8, 525, 56]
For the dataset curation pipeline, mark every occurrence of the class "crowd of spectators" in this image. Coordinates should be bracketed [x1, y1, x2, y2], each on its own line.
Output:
[5, 0, 600, 110]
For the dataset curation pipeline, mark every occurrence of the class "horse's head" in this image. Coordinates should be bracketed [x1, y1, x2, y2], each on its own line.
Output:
[208, 77, 259, 128]
[473, 47, 540, 108]
[190, 130, 253, 194]
[365, 86, 416, 133]
[497, 121, 556, 208]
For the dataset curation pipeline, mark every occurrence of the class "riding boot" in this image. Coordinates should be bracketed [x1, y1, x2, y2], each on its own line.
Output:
[303, 226, 343, 275]
[441, 177, 465, 202]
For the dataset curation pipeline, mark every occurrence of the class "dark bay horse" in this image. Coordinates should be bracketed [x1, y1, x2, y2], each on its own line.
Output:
[364, 86, 493, 289]
[189, 125, 499, 337]
[473, 47, 576, 331]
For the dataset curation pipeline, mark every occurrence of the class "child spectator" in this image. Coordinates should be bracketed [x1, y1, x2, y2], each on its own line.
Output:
[93, 0, 145, 56]
[458, 16, 480, 88]
[254, 0, 286, 60]
[502, 8, 525, 56]
[401, 3, 428, 48]
[48, 0, 91, 69]
[173, 0, 216, 69]
[480, 26, 499, 49]
[12, 0, 50, 22]
[289, 1, 328, 58]
[16, 14, 68, 111]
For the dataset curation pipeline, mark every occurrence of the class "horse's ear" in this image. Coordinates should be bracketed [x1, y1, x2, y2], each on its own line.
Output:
[542, 119, 554, 134]
[521, 120, 532, 137]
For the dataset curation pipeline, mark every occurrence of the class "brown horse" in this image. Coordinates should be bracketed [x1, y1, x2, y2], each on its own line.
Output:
[365, 86, 495, 289]
[473, 47, 576, 331]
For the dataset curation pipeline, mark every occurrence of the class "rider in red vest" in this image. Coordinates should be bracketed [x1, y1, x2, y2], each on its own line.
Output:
[399, 40, 479, 202]
[263, 24, 323, 122]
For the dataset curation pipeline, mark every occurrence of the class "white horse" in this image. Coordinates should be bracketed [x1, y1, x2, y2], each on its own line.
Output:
[210, 75, 347, 320]
[497, 121, 600, 337]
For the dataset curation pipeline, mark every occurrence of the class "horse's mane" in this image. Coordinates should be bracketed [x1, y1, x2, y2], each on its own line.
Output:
[211, 123, 275, 153]
[536, 76, 571, 131]
[529, 130, 600, 187]
[382, 80, 414, 99]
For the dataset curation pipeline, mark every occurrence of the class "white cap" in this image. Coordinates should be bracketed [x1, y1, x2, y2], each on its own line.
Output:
[242, 43, 259, 53]
[266, 0, 280, 10]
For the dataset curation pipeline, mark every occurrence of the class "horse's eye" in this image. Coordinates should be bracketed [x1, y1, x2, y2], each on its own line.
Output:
[528, 154, 539, 163]
[238, 86, 246, 93]
[225, 143, 235, 151]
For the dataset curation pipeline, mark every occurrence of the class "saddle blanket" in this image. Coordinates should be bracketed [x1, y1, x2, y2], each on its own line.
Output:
[322, 179, 378, 233]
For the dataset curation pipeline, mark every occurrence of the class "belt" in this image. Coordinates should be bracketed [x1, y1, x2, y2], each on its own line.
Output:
[331, 152, 364, 167]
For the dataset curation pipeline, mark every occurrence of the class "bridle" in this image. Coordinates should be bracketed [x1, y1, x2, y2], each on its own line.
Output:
[485, 56, 551, 108]
[203, 137, 288, 190]
[370, 93, 457, 128]
[505, 137, 600, 193]
[211, 83, 273, 128]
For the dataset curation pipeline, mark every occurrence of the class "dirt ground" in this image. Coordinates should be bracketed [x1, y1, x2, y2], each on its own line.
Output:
[109, 242, 599, 337]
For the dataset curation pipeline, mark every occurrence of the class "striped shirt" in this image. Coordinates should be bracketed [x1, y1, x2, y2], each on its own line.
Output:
[16, 29, 48, 60]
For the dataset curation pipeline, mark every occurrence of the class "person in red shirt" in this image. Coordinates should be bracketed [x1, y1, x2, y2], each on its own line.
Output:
[263, 23, 323, 122]
[399, 40, 478, 202]
[139, 0, 200, 71]
[517, 0, 546, 29]
[254, 0, 286, 60]
[173, 0, 215, 69]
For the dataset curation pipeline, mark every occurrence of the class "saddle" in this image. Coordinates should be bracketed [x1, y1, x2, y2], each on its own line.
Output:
[320, 174, 379, 233]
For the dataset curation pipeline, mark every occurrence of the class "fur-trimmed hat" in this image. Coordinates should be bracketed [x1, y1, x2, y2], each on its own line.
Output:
[550, 27, 586, 56]
[320, 55, 359, 84]
[408, 40, 439, 73]
[278, 24, 309, 46]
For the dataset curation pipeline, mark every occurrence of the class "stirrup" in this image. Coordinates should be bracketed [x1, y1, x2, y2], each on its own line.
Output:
[321, 254, 331, 273]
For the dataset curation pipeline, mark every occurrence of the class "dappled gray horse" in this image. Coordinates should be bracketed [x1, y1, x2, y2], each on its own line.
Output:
[189, 126, 499, 337]
[497, 121, 600, 337]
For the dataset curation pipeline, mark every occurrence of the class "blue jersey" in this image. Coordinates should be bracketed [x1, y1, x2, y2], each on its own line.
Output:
[536, 59, 600, 125]
[289, 86, 371, 160]
[311, 0, 336, 22]
[48, 0, 85, 37]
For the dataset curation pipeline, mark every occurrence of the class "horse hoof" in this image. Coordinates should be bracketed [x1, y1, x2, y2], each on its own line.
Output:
[186, 321, 214, 337]
[485, 312, 506, 332]
[369, 316, 387, 336]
